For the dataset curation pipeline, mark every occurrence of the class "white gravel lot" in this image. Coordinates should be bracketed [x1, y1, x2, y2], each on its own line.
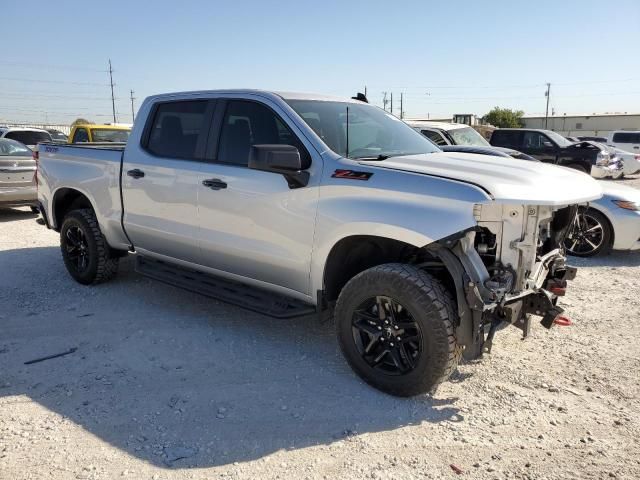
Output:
[1, 177, 640, 480]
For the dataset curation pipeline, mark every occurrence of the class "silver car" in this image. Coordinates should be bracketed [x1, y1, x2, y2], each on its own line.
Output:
[0, 138, 38, 211]
[565, 181, 640, 257]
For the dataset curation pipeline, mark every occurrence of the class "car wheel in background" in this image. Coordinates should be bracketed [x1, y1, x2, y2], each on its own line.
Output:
[334, 263, 461, 397]
[564, 208, 612, 257]
[60, 208, 119, 284]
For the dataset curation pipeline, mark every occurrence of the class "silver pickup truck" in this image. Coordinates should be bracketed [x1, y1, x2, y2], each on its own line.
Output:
[36, 90, 601, 396]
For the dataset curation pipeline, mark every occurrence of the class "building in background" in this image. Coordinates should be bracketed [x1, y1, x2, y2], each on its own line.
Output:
[522, 113, 640, 136]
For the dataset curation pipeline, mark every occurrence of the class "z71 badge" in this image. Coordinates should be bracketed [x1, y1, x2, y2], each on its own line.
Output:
[331, 169, 373, 181]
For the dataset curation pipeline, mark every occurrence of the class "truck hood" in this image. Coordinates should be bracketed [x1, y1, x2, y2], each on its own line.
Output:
[360, 152, 603, 206]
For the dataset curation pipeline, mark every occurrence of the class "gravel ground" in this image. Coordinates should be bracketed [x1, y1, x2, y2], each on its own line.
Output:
[1, 177, 640, 480]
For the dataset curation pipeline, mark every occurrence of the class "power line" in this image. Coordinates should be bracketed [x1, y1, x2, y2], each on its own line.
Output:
[0, 60, 107, 73]
[0, 76, 109, 87]
[0, 92, 117, 101]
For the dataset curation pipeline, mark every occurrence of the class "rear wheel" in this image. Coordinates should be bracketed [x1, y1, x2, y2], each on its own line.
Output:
[335, 263, 461, 397]
[564, 208, 612, 257]
[60, 208, 119, 284]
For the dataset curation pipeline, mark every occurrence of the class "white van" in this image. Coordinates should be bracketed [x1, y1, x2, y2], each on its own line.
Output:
[607, 130, 640, 153]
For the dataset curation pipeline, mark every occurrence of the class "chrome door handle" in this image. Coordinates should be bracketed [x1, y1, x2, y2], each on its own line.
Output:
[202, 178, 227, 190]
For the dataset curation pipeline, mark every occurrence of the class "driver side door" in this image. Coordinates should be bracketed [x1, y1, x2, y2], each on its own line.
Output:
[196, 98, 320, 296]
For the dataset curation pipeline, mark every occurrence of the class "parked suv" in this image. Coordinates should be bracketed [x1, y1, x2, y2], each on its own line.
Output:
[607, 130, 640, 154]
[0, 127, 52, 149]
[406, 121, 535, 160]
[490, 128, 617, 177]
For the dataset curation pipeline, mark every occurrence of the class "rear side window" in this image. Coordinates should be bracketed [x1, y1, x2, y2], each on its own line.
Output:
[146, 101, 208, 160]
[421, 129, 448, 146]
[491, 130, 522, 148]
[216, 100, 309, 167]
[73, 128, 89, 143]
[4, 130, 51, 145]
[612, 132, 640, 143]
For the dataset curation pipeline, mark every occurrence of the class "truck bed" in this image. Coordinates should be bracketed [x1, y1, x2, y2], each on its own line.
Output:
[37, 142, 130, 249]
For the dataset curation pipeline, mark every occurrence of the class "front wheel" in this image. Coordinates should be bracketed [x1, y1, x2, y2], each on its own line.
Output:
[335, 263, 461, 397]
[564, 208, 612, 257]
[60, 208, 119, 284]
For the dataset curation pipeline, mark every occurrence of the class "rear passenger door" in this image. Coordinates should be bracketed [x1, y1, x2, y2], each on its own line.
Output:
[196, 97, 319, 295]
[121, 99, 215, 263]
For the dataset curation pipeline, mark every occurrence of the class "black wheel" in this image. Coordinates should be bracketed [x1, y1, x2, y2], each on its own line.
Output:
[567, 163, 589, 174]
[335, 263, 461, 397]
[30, 206, 40, 214]
[564, 208, 612, 257]
[60, 208, 119, 284]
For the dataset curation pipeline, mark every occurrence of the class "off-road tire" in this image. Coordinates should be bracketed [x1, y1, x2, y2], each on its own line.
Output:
[335, 263, 462, 397]
[60, 208, 119, 285]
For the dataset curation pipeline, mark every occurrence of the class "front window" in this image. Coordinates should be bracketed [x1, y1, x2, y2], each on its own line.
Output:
[448, 126, 490, 146]
[91, 129, 130, 143]
[285, 100, 440, 159]
[544, 130, 572, 147]
[4, 130, 51, 145]
[0, 138, 32, 156]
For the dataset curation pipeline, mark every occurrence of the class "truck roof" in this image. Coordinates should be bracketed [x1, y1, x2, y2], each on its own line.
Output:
[145, 89, 364, 104]
[404, 120, 469, 131]
[0, 126, 50, 133]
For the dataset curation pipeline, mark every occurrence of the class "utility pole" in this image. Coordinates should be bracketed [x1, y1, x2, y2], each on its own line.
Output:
[130, 90, 136, 122]
[364, 85, 367, 98]
[400, 93, 404, 119]
[390, 92, 393, 115]
[108, 59, 117, 123]
[544, 82, 551, 129]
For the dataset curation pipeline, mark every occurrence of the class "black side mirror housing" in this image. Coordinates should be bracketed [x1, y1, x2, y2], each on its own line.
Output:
[249, 144, 309, 188]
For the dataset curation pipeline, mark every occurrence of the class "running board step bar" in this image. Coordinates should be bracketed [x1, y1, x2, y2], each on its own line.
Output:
[135, 256, 315, 319]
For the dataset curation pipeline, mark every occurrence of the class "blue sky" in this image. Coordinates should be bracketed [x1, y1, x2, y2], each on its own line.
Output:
[1, 0, 639, 124]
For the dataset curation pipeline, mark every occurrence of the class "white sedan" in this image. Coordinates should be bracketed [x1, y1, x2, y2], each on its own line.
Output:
[565, 181, 640, 256]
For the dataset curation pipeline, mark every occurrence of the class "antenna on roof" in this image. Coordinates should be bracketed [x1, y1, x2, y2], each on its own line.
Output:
[345, 106, 350, 158]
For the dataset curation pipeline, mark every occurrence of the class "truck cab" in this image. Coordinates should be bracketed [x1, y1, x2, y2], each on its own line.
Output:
[490, 128, 618, 177]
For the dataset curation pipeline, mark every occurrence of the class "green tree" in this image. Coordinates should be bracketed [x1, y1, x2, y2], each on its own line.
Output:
[482, 107, 524, 128]
[71, 118, 93, 126]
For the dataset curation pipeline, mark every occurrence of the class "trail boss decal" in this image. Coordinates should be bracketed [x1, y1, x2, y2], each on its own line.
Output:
[331, 169, 373, 181]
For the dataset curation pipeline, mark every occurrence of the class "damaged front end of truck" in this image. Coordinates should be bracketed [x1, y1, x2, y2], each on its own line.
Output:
[429, 202, 579, 359]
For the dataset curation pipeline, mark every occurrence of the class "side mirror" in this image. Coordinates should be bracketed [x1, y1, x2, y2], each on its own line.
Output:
[249, 144, 309, 188]
[542, 141, 554, 148]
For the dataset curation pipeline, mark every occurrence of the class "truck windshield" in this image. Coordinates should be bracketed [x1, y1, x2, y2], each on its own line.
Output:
[91, 129, 130, 143]
[448, 126, 490, 147]
[285, 100, 440, 159]
[545, 130, 573, 148]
